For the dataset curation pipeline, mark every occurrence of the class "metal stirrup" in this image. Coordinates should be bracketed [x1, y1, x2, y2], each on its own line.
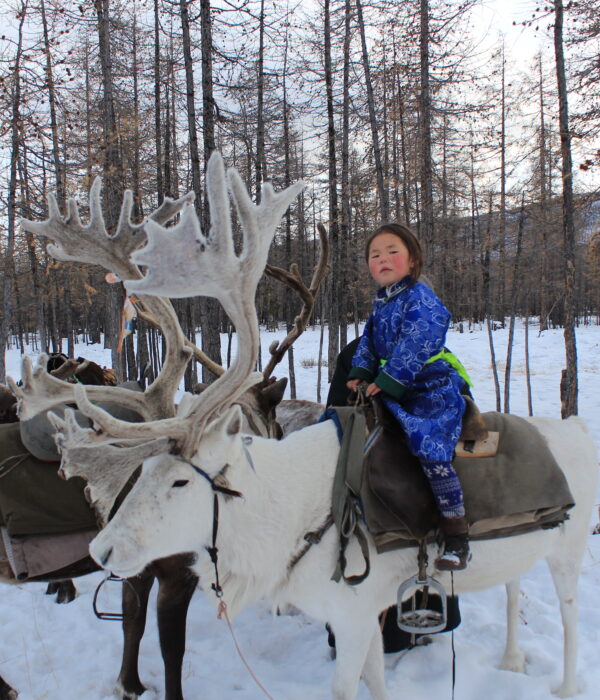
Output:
[396, 540, 448, 635]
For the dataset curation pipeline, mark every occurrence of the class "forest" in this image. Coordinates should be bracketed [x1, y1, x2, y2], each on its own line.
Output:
[0, 0, 599, 417]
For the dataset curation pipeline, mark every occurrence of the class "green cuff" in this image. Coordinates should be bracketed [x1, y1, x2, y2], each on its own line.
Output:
[375, 371, 407, 400]
[348, 366, 374, 383]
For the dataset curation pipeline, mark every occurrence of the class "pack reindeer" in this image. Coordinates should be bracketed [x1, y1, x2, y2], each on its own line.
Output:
[18, 154, 599, 700]
[9, 156, 327, 700]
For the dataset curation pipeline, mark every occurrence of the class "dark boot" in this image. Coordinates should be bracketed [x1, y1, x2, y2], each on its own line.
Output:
[435, 515, 470, 571]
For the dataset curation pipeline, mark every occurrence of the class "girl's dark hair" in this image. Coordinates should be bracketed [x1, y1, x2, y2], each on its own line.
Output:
[365, 223, 423, 280]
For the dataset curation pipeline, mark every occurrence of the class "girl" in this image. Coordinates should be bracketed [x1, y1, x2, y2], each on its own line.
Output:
[347, 223, 471, 570]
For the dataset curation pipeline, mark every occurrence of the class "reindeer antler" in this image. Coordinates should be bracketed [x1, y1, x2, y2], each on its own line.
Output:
[21, 177, 194, 279]
[17, 181, 198, 421]
[17, 152, 305, 511]
[49, 409, 172, 524]
[70, 153, 304, 458]
[8, 355, 153, 421]
[49, 357, 90, 382]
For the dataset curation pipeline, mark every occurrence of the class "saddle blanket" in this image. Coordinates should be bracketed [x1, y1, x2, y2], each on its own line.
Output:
[0, 422, 97, 537]
[330, 407, 575, 553]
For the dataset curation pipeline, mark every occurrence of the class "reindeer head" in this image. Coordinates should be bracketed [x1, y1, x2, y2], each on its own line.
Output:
[89, 405, 247, 578]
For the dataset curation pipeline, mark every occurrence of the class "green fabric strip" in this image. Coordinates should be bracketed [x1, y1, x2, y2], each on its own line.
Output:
[379, 349, 474, 388]
[425, 350, 474, 387]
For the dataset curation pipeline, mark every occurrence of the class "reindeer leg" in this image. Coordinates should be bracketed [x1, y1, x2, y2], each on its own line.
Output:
[56, 579, 77, 604]
[155, 555, 198, 700]
[0, 675, 17, 700]
[500, 578, 525, 672]
[115, 569, 155, 699]
[546, 554, 581, 698]
[361, 624, 390, 700]
[45, 582, 59, 596]
[330, 615, 390, 700]
[45, 579, 77, 604]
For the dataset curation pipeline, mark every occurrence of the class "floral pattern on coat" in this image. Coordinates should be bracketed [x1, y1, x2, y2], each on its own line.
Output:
[348, 276, 466, 464]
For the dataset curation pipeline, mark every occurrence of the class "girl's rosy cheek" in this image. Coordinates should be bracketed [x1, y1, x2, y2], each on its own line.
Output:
[394, 255, 409, 272]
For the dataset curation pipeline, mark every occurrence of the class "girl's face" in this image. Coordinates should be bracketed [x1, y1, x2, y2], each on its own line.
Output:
[367, 232, 413, 287]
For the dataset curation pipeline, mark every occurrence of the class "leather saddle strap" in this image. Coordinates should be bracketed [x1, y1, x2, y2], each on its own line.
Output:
[331, 409, 371, 585]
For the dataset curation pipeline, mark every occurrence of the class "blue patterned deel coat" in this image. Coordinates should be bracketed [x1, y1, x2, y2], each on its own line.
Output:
[348, 276, 466, 464]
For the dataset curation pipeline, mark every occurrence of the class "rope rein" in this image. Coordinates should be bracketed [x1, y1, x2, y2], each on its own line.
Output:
[451, 571, 456, 700]
[217, 600, 278, 700]
[192, 459, 278, 700]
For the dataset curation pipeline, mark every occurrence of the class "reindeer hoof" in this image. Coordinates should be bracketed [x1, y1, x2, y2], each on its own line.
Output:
[500, 649, 525, 673]
[115, 680, 158, 700]
[554, 681, 579, 698]
[0, 679, 18, 700]
[56, 580, 77, 604]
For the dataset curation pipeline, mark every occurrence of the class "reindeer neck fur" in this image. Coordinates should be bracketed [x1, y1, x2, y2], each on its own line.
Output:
[193, 419, 340, 616]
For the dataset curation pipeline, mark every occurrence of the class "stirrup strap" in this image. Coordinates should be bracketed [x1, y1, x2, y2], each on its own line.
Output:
[331, 408, 371, 585]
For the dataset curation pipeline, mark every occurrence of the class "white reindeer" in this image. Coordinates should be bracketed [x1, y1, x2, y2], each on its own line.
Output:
[22, 153, 598, 700]
[89, 407, 596, 700]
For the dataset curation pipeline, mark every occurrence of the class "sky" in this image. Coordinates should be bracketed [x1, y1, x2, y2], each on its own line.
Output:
[471, 0, 555, 57]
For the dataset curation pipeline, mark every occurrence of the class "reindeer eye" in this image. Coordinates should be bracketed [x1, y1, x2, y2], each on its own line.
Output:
[172, 479, 189, 488]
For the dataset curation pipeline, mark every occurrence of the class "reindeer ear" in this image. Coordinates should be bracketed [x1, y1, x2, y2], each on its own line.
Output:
[225, 405, 243, 436]
[263, 377, 288, 408]
[207, 404, 243, 441]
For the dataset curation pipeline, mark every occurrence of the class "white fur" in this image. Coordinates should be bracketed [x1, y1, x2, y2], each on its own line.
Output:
[90, 411, 598, 700]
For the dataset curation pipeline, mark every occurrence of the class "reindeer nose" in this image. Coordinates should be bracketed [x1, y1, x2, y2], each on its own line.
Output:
[98, 546, 113, 566]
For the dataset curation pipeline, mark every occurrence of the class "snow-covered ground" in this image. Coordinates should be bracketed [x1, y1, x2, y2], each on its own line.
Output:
[1, 319, 599, 700]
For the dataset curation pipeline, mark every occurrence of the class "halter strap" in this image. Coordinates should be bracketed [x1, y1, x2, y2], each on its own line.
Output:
[187, 462, 243, 499]
[184, 460, 242, 598]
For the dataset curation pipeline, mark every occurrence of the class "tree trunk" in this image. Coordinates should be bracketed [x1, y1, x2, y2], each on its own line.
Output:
[482, 194, 501, 411]
[503, 195, 526, 413]
[537, 55, 549, 331]
[179, 0, 203, 206]
[395, 74, 411, 224]
[40, 0, 65, 208]
[199, 0, 223, 380]
[282, 26, 297, 398]
[554, 0, 578, 418]
[324, 0, 340, 380]
[339, 0, 353, 351]
[0, 5, 26, 383]
[96, 0, 125, 381]
[525, 315, 533, 416]
[498, 43, 507, 325]
[355, 0, 389, 220]
[255, 0, 266, 203]
[154, 0, 164, 205]
[20, 144, 49, 354]
[419, 0, 435, 268]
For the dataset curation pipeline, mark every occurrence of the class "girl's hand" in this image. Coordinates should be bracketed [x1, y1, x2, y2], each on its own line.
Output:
[366, 383, 381, 396]
[346, 378, 362, 392]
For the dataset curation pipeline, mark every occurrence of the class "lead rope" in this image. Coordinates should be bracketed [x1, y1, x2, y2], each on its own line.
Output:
[217, 600, 278, 700]
[206, 492, 278, 700]
[451, 571, 456, 700]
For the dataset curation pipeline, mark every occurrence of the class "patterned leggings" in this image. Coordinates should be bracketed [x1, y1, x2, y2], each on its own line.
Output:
[421, 461, 465, 518]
